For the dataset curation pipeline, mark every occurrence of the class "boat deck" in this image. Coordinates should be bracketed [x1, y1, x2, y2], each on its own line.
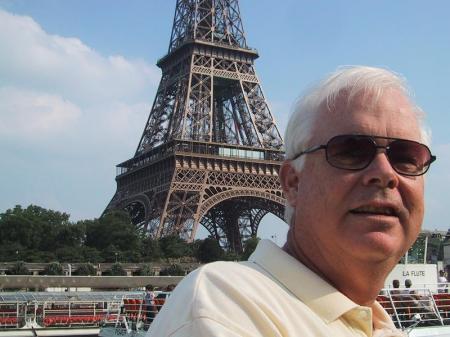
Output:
[2, 287, 450, 336]
[0, 291, 165, 336]
[378, 285, 450, 336]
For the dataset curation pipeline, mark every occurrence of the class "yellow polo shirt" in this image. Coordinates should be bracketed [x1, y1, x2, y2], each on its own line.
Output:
[147, 240, 404, 337]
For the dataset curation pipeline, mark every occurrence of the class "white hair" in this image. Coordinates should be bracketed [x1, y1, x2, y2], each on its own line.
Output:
[283, 66, 431, 225]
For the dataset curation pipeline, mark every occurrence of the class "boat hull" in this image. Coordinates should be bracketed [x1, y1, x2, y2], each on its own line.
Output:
[0, 327, 99, 337]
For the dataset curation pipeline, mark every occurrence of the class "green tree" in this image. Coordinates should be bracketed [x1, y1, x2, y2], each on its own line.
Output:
[107, 263, 127, 276]
[7, 261, 30, 275]
[30, 205, 70, 252]
[55, 223, 85, 249]
[43, 262, 64, 275]
[28, 250, 57, 263]
[223, 251, 242, 261]
[141, 237, 162, 261]
[241, 237, 260, 261]
[80, 247, 103, 263]
[407, 234, 427, 263]
[0, 209, 41, 250]
[121, 250, 142, 263]
[137, 264, 154, 276]
[55, 247, 83, 262]
[102, 244, 122, 263]
[188, 239, 202, 259]
[0, 205, 74, 261]
[159, 264, 185, 276]
[85, 211, 141, 261]
[159, 235, 190, 259]
[197, 238, 223, 263]
[0, 242, 24, 262]
[74, 263, 96, 276]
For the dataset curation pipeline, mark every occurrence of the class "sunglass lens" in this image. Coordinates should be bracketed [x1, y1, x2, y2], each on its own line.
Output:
[388, 140, 431, 175]
[327, 136, 375, 169]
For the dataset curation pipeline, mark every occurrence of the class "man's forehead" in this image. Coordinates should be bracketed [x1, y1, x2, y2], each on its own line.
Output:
[326, 87, 410, 113]
[312, 88, 421, 142]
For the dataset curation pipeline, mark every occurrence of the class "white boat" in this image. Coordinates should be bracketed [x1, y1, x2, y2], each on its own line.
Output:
[98, 292, 170, 337]
[0, 291, 148, 337]
[96, 284, 450, 337]
[2, 275, 449, 336]
[377, 284, 450, 336]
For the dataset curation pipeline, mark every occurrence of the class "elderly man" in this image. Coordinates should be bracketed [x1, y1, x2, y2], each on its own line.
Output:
[146, 66, 435, 337]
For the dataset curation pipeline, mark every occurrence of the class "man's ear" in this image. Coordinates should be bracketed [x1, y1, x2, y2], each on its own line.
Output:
[279, 161, 299, 207]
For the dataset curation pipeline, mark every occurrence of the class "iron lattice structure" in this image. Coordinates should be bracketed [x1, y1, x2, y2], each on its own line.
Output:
[106, 0, 286, 252]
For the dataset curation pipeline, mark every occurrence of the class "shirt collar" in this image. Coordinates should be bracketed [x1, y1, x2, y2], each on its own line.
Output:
[248, 239, 359, 323]
[372, 300, 398, 331]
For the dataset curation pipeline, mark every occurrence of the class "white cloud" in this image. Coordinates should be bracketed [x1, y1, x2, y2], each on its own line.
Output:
[0, 9, 159, 105]
[0, 8, 160, 220]
[0, 87, 81, 140]
[0, 8, 159, 148]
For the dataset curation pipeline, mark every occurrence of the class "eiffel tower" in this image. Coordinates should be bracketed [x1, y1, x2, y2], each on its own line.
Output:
[106, 0, 285, 252]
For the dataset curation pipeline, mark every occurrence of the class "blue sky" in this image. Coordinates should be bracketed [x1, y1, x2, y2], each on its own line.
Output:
[1, 0, 450, 245]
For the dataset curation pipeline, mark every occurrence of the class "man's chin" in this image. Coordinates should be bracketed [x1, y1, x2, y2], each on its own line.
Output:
[351, 231, 405, 262]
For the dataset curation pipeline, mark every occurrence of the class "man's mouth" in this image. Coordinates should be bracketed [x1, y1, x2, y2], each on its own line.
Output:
[349, 205, 397, 217]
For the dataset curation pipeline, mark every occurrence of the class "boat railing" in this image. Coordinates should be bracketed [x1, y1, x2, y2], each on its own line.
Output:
[40, 299, 119, 327]
[104, 291, 172, 332]
[0, 301, 20, 328]
[0, 291, 173, 331]
[379, 283, 450, 329]
[0, 298, 123, 329]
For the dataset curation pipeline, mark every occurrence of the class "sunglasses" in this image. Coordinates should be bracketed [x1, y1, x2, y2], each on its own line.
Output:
[292, 134, 436, 176]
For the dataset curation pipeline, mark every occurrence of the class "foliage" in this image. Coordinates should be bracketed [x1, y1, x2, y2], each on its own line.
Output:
[43, 262, 64, 275]
[222, 251, 242, 261]
[159, 264, 185, 276]
[141, 237, 162, 261]
[106, 263, 127, 276]
[25, 250, 57, 263]
[74, 263, 96, 276]
[1, 205, 71, 252]
[0, 209, 40, 250]
[55, 247, 83, 262]
[55, 223, 85, 248]
[0, 242, 24, 262]
[241, 236, 260, 261]
[408, 234, 426, 263]
[121, 250, 142, 263]
[188, 239, 202, 259]
[80, 247, 103, 263]
[137, 264, 154, 276]
[85, 211, 140, 252]
[159, 235, 191, 259]
[0, 204, 263, 265]
[7, 261, 30, 275]
[102, 244, 121, 263]
[197, 238, 223, 263]
[0, 205, 80, 262]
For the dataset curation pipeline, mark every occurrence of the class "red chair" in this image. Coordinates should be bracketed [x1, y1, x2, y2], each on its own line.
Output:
[130, 299, 138, 319]
[135, 299, 144, 319]
[433, 293, 450, 318]
[44, 316, 55, 326]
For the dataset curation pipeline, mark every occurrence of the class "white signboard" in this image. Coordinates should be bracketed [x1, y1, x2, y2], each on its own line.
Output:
[385, 264, 438, 293]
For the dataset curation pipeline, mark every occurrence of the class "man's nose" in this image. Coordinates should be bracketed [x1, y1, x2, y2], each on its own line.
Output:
[362, 152, 399, 189]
